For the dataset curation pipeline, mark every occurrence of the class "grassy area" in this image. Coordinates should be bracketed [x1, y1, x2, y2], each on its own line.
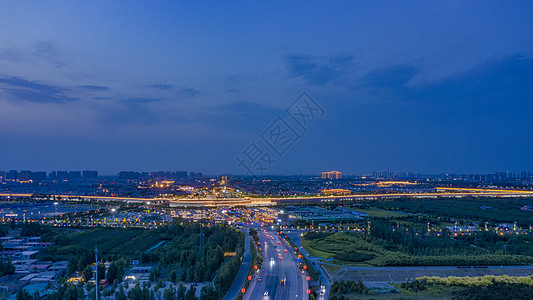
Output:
[302, 231, 533, 267]
[373, 196, 533, 224]
[301, 235, 335, 259]
[42, 227, 164, 260]
[302, 233, 375, 266]
[347, 207, 409, 218]
[322, 264, 341, 273]
[72, 228, 158, 252]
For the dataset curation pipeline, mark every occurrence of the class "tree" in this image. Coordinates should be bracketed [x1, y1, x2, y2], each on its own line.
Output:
[16, 287, 34, 300]
[185, 286, 197, 300]
[128, 284, 142, 300]
[0, 258, 15, 276]
[164, 287, 177, 300]
[83, 266, 93, 282]
[67, 256, 77, 276]
[46, 283, 83, 300]
[149, 269, 156, 282]
[170, 270, 177, 283]
[200, 284, 217, 300]
[97, 263, 106, 282]
[19, 222, 43, 237]
[115, 286, 127, 300]
[177, 284, 186, 300]
[106, 259, 127, 284]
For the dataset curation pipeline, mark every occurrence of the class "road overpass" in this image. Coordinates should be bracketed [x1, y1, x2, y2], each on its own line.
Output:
[2, 187, 533, 207]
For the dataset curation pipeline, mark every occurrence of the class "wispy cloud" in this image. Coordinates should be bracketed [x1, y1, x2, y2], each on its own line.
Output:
[149, 84, 173, 90]
[120, 97, 161, 104]
[286, 53, 355, 85]
[0, 75, 77, 103]
[356, 65, 419, 89]
[179, 88, 200, 96]
[348, 54, 533, 105]
[79, 85, 110, 91]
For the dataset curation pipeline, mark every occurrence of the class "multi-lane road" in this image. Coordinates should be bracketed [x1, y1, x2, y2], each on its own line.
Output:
[244, 227, 308, 300]
[3, 186, 533, 207]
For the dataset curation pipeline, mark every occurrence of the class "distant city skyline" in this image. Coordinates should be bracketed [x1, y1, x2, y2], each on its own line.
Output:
[1, 168, 532, 179]
[1, 2, 532, 174]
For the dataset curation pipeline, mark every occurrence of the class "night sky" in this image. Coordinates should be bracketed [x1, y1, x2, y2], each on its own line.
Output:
[1, 1, 532, 175]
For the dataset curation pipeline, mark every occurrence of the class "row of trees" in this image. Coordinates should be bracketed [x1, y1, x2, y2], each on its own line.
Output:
[330, 280, 369, 294]
[143, 223, 239, 283]
[306, 226, 533, 267]
[401, 276, 533, 299]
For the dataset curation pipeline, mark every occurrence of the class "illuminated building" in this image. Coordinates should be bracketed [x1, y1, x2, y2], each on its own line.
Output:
[321, 189, 351, 195]
[322, 171, 342, 179]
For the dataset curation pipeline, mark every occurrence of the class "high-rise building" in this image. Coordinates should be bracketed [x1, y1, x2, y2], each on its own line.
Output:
[6, 170, 18, 180]
[189, 172, 203, 180]
[82, 170, 98, 180]
[68, 171, 82, 180]
[57, 171, 69, 180]
[18, 170, 32, 181]
[33, 171, 47, 181]
[322, 171, 342, 179]
[176, 171, 188, 180]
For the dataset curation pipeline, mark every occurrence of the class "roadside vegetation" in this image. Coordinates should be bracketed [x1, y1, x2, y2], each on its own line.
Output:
[301, 197, 533, 267]
[10, 220, 242, 300]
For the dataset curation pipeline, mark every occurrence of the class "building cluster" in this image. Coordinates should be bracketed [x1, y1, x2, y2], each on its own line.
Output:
[366, 170, 533, 183]
[172, 208, 233, 224]
[322, 171, 342, 180]
[0, 169, 207, 184]
[0, 170, 98, 182]
[444, 220, 533, 236]
[118, 171, 203, 181]
[283, 206, 368, 223]
[0, 236, 67, 291]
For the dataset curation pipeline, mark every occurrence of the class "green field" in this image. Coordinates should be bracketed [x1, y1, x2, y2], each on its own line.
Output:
[372, 197, 533, 224]
[302, 229, 533, 267]
[41, 227, 165, 260]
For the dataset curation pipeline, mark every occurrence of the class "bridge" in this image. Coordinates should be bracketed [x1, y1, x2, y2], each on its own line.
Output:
[1, 187, 533, 207]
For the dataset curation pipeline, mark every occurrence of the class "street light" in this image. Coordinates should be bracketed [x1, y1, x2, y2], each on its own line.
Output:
[95, 246, 99, 300]
[111, 208, 116, 224]
[53, 202, 58, 222]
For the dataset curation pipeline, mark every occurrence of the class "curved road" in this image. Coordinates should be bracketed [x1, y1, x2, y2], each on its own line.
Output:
[223, 231, 251, 300]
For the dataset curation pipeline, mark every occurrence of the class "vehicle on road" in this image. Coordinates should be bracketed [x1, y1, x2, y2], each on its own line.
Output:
[257, 277, 262, 282]
[264, 291, 269, 296]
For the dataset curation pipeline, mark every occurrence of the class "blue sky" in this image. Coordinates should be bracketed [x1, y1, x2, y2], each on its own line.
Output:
[0, 1, 532, 175]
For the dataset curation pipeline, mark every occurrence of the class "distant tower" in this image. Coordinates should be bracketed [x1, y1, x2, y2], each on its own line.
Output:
[199, 225, 205, 257]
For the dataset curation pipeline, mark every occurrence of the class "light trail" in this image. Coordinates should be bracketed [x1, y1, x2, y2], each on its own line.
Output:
[1, 187, 533, 207]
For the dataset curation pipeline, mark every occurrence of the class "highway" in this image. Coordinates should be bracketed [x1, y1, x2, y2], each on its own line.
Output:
[3, 187, 533, 207]
[244, 227, 308, 300]
[284, 230, 329, 300]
